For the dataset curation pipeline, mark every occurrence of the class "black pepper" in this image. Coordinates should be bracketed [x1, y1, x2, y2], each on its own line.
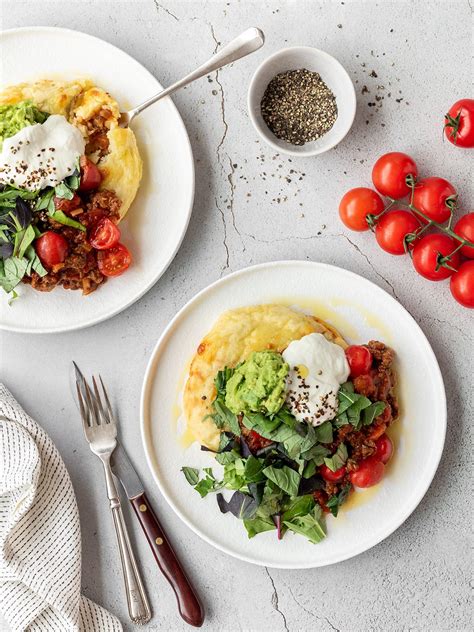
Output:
[260, 68, 338, 146]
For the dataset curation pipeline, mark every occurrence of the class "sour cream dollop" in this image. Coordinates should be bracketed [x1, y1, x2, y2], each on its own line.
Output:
[0, 114, 85, 191]
[282, 333, 350, 426]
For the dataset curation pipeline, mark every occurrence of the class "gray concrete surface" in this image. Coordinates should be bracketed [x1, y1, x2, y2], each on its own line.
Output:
[1, 1, 472, 630]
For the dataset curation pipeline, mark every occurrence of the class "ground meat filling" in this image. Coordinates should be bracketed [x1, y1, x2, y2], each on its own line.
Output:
[24, 189, 121, 295]
[313, 340, 398, 510]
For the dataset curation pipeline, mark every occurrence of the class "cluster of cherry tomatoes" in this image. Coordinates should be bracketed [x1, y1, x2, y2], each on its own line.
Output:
[339, 151, 474, 309]
[35, 156, 132, 276]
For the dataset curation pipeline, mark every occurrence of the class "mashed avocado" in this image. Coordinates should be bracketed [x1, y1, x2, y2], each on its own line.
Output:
[225, 351, 289, 415]
[0, 100, 49, 148]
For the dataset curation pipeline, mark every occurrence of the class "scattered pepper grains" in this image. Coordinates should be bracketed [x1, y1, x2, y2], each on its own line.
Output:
[260, 68, 338, 146]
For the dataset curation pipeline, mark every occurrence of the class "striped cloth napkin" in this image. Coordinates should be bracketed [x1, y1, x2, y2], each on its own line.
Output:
[0, 384, 122, 632]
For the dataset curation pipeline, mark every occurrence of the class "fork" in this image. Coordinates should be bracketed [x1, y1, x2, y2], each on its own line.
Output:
[74, 363, 151, 625]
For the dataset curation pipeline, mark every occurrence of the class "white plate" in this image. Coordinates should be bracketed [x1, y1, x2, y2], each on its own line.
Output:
[0, 27, 194, 333]
[141, 261, 446, 569]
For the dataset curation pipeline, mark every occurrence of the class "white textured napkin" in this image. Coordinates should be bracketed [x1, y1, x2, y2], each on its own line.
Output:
[0, 384, 122, 632]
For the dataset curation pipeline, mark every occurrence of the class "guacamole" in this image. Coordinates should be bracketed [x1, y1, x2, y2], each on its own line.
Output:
[225, 351, 289, 415]
[0, 100, 49, 148]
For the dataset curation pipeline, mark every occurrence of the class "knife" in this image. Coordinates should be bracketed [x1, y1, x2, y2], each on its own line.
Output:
[112, 442, 204, 627]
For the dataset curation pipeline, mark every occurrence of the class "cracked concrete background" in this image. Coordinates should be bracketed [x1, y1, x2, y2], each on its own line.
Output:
[1, 1, 472, 630]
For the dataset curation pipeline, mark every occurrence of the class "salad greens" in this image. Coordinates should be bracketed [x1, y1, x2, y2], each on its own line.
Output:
[182, 362, 387, 544]
[0, 160, 82, 296]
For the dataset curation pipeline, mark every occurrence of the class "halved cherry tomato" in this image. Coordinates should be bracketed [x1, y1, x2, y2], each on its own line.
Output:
[339, 187, 384, 232]
[372, 152, 418, 199]
[97, 242, 131, 277]
[444, 99, 474, 148]
[412, 233, 460, 281]
[374, 434, 393, 464]
[88, 217, 121, 250]
[35, 231, 69, 268]
[375, 209, 421, 255]
[350, 456, 385, 488]
[454, 213, 474, 259]
[79, 156, 102, 192]
[54, 193, 81, 213]
[412, 177, 457, 224]
[450, 260, 474, 309]
[345, 345, 373, 378]
[320, 464, 346, 483]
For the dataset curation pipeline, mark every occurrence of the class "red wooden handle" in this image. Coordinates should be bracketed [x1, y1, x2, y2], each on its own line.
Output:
[131, 492, 204, 627]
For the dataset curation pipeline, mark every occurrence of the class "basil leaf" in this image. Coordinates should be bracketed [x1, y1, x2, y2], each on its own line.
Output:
[256, 482, 284, 519]
[50, 210, 86, 232]
[283, 511, 326, 544]
[36, 188, 55, 211]
[326, 483, 351, 517]
[314, 421, 333, 443]
[347, 395, 372, 429]
[336, 383, 372, 431]
[181, 466, 199, 486]
[263, 465, 301, 497]
[324, 443, 348, 472]
[13, 224, 35, 258]
[244, 455, 266, 482]
[362, 401, 386, 426]
[24, 245, 47, 277]
[282, 433, 306, 459]
[242, 413, 297, 442]
[212, 399, 241, 436]
[0, 256, 28, 292]
[54, 182, 74, 200]
[243, 516, 275, 538]
[64, 173, 80, 191]
[302, 460, 317, 479]
[214, 366, 235, 395]
[301, 443, 330, 464]
[337, 382, 357, 414]
[282, 495, 315, 522]
[215, 450, 238, 465]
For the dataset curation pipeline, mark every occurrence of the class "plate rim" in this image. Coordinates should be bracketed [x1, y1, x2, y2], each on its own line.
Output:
[0, 26, 195, 334]
[140, 260, 447, 569]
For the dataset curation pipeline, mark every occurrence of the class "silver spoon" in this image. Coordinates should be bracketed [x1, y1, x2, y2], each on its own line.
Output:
[119, 27, 265, 128]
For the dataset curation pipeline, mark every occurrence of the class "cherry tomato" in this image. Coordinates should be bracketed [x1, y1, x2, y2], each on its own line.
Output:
[450, 260, 474, 308]
[320, 464, 346, 483]
[345, 345, 373, 378]
[412, 177, 457, 224]
[35, 231, 69, 268]
[339, 187, 384, 232]
[54, 193, 81, 213]
[454, 213, 474, 259]
[375, 210, 421, 255]
[372, 152, 418, 199]
[88, 217, 121, 250]
[444, 99, 474, 148]
[374, 435, 393, 464]
[350, 456, 385, 488]
[97, 242, 132, 277]
[412, 233, 460, 281]
[79, 156, 102, 192]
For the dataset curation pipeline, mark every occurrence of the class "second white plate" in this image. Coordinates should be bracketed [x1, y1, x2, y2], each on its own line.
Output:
[141, 261, 446, 569]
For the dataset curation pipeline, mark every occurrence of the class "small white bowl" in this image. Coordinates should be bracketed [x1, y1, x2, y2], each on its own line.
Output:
[248, 46, 356, 157]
